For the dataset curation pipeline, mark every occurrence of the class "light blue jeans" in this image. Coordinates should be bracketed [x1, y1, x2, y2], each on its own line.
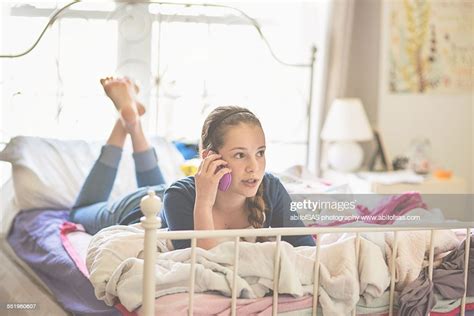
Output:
[69, 145, 166, 235]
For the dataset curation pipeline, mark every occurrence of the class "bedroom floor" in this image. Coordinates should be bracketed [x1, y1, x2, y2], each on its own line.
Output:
[0, 249, 69, 316]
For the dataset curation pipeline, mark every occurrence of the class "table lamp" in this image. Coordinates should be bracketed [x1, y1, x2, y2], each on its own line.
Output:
[321, 98, 373, 172]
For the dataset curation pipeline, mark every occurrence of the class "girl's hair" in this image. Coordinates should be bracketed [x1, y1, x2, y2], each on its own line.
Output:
[201, 106, 268, 229]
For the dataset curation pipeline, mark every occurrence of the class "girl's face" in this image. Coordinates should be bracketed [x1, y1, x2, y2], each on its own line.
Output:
[218, 122, 266, 198]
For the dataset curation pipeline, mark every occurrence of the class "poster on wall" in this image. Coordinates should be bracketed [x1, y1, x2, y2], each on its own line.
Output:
[388, 0, 473, 94]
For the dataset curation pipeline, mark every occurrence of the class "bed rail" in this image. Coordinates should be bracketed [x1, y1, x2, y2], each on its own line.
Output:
[140, 191, 473, 316]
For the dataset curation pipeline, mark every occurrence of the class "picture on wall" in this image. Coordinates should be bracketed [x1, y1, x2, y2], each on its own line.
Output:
[388, 0, 473, 94]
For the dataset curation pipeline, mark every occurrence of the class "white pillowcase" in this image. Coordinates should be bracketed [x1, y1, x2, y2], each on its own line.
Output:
[0, 136, 185, 211]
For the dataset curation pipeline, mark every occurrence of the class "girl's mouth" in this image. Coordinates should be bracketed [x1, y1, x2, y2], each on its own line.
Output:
[242, 178, 259, 188]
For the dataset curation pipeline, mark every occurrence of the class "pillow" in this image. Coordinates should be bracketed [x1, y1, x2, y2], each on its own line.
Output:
[0, 136, 185, 211]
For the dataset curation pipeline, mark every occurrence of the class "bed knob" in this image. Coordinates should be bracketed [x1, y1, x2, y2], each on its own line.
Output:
[140, 190, 162, 229]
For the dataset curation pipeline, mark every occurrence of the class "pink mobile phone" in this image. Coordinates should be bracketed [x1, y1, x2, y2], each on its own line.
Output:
[218, 172, 232, 192]
[216, 165, 232, 192]
[209, 148, 232, 192]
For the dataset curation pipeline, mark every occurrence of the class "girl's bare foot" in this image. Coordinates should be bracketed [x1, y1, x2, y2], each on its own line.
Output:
[100, 76, 146, 116]
[100, 77, 146, 131]
[122, 77, 147, 116]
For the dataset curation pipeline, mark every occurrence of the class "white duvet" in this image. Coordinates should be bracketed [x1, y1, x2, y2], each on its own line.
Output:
[86, 225, 390, 316]
[86, 220, 459, 315]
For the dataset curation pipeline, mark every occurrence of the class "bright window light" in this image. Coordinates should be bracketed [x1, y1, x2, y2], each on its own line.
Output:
[1, 1, 324, 171]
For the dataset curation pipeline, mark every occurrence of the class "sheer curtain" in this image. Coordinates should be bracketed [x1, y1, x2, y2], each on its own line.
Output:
[314, 0, 356, 174]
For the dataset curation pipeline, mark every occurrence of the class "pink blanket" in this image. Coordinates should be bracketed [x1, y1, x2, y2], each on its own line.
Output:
[145, 293, 312, 316]
[356, 192, 427, 225]
[310, 192, 429, 227]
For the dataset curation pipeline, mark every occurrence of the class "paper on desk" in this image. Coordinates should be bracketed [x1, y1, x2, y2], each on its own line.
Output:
[357, 170, 425, 185]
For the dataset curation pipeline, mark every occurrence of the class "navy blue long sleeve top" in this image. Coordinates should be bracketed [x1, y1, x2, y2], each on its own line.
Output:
[160, 172, 315, 250]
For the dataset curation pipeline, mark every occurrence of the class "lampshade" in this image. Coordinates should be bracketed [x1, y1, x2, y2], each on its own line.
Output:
[320, 98, 373, 141]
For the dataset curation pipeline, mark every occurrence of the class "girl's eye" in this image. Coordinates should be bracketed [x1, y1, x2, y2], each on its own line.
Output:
[257, 150, 265, 157]
[234, 153, 244, 159]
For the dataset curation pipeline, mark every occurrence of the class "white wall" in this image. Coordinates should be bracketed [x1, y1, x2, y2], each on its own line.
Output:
[345, 0, 473, 192]
[377, 95, 473, 192]
[377, 2, 473, 193]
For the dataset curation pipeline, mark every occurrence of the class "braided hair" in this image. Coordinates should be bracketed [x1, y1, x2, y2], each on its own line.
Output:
[201, 106, 268, 229]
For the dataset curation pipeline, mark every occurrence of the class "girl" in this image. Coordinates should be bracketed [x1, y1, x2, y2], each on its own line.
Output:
[70, 77, 314, 250]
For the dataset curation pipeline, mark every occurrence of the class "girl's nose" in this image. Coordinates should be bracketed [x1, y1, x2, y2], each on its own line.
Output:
[246, 158, 258, 173]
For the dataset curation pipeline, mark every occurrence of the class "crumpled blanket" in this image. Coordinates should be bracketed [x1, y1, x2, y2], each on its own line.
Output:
[398, 269, 436, 316]
[356, 192, 427, 225]
[398, 235, 473, 316]
[315, 228, 460, 291]
[384, 230, 460, 289]
[86, 225, 390, 315]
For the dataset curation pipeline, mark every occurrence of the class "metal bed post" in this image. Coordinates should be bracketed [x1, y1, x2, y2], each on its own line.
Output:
[231, 236, 240, 316]
[428, 230, 436, 279]
[312, 233, 321, 316]
[388, 231, 399, 316]
[428, 230, 436, 316]
[140, 191, 162, 316]
[461, 228, 471, 316]
[188, 237, 197, 316]
[272, 235, 282, 316]
[352, 233, 361, 316]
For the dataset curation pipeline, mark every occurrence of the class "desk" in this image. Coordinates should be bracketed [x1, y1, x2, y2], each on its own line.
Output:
[322, 170, 468, 194]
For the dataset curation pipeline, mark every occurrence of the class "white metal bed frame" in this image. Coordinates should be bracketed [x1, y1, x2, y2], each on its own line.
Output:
[140, 191, 473, 316]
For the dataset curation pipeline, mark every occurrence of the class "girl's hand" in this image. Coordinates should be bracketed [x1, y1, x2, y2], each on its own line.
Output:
[194, 151, 232, 208]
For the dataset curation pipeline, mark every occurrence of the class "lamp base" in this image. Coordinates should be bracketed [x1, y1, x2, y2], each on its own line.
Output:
[327, 141, 364, 172]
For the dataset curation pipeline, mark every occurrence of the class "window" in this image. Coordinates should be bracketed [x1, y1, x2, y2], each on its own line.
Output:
[1, 2, 118, 140]
[1, 1, 327, 172]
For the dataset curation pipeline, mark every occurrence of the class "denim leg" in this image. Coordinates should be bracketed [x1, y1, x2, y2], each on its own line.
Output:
[69, 184, 167, 234]
[69, 202, 115, 235]
[69, 145, 167, 234]
[72, 145, 122, 208]
[133, 147, 166, 187]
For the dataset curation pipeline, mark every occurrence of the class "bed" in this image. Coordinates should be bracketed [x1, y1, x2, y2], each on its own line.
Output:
[0, 135, 473, 316]
[1, 2, 473, 315]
